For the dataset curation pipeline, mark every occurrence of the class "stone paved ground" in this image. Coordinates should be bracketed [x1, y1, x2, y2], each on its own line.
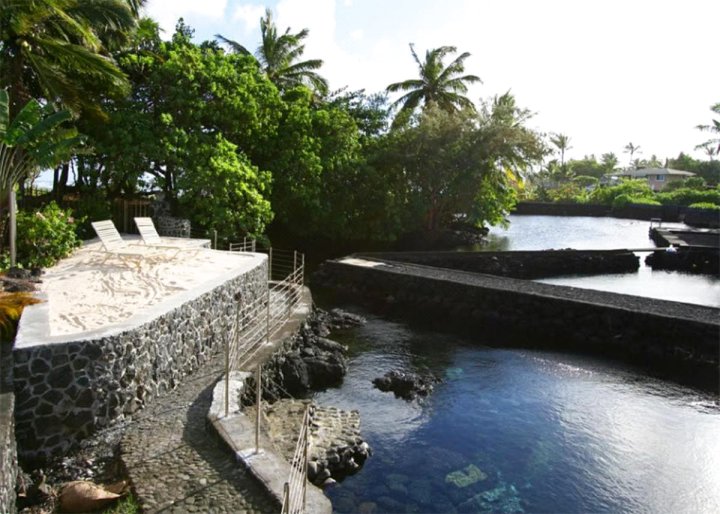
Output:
[120, 351, 278, 513]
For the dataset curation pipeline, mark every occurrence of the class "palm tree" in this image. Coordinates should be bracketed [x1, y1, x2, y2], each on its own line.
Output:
[0, 0, 139, 118]
[216, 9, 328, 95]
[386, 44, 481, 128]
[550, 133, 572, 168]
[600, 152, 619, 173]
[695, 103, 720, 155]
[624, 142, 641, 167]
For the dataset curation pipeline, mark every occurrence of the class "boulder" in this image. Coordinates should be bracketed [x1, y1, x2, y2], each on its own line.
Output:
[372, 370, 438, 400]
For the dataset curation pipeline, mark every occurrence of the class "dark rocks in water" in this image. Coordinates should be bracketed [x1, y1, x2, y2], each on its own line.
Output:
[645, 248, 719, 276]
[311, 308, 366, 336]
[256, 308, 355, 399]
[373, 370, 439, 400]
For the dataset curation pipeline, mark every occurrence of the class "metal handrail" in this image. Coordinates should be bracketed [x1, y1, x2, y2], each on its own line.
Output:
[224, 247, 305, 414]
[281, 403, 310, 514]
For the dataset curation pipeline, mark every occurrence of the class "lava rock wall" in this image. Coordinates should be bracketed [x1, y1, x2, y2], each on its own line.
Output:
[0, 342, 17, 513]
[13, 263, 267, 463]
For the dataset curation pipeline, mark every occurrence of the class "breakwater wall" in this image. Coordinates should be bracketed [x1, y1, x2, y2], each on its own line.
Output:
[13, 257, 267, 464]
[355, 250, 639, 279]
[314, 258, 720, 391]
[514, 202, 719, 227]
[0, 342, 17, 513]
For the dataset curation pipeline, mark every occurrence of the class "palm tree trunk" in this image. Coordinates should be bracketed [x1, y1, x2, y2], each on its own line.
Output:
[9, 189, 16, 266]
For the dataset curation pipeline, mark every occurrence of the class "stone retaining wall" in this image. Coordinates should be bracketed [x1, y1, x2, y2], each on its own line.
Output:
[356, 250, 640, 279]
[13, 259, 267, 463]
[314, 259, 720, 391]
[0, 342, 17, 513]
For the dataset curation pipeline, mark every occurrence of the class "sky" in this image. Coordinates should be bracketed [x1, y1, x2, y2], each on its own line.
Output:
[144, 0, 719, 165]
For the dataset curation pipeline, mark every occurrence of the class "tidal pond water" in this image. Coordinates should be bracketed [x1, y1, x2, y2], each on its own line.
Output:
[316, 215, 719, 513]
[482, 215, 720, 308]
[315, 315, 720, 513]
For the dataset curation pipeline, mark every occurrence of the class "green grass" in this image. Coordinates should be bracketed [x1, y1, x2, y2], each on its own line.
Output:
[103, 493, 139, 514]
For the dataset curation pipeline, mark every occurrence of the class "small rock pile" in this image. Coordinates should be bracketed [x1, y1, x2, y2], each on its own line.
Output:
[252, 308, 365, 399]
[1, 267, 41, 293]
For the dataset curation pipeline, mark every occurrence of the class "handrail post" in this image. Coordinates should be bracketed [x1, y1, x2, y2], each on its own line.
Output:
[282, 482, 290, 514]
[302, 404, 309, 510]
[268, 247, 273, 280]
[213, 229, 218, 250]
[255, 364, 262, 454]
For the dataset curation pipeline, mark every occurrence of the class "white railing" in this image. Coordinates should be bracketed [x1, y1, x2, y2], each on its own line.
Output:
[229, 238, 257, 253]
[282, 403, 310, 514]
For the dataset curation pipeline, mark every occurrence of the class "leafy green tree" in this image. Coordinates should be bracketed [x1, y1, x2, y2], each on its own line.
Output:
[176, 134, 272, 238]
[77, 22, 280, 239]
[378, 93, 543, 234]
[568, 155, 604, 179]
[0, 0, 139, 117]
[216, 8, 328, 95]
[386, 44, 480, 128]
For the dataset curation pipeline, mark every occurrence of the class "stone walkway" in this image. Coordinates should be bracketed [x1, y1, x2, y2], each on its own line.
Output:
[120, 351, 278, 513]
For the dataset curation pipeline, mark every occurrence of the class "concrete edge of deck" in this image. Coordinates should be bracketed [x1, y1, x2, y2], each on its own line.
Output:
[15, 251, 266, 348]
[206, 287, 332, 514]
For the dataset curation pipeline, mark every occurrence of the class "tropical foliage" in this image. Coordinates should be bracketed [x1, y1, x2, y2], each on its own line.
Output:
[0, 0, 139, 117]
[217, 8, 328, 95]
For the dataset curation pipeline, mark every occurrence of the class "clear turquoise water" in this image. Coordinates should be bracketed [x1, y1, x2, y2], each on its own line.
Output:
[316, 215, 720, 513]
[315, 315, 720, 514]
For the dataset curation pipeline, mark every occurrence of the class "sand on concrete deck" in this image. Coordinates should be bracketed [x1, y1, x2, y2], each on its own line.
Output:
[40, 239, 262, 337]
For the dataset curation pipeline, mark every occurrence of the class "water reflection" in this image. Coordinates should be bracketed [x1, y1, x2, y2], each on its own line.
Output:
[317, 314, 720, 514]
[478, 216, 719, 307]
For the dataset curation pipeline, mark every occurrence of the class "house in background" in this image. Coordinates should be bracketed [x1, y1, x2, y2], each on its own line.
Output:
[609, 168, 695, 191]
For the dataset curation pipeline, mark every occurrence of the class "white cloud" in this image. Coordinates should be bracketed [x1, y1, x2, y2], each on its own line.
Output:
[144, 0, 228, 36]
[349, 29, 363, 41]
[232, 4, 266, 33]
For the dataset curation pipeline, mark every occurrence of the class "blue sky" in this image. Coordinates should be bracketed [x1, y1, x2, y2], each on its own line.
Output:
[142, 0, 718, 164]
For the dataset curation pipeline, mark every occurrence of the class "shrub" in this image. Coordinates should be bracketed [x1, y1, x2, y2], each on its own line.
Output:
[590, 179, 654, 206]
[688, 202, 720, 211]
[13, 202, 81, 269]
[657, 188, 720, 207]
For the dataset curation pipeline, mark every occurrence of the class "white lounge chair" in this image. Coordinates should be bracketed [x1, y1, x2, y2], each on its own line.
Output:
[91, 219, 148, 268]
[134, 217, 205, 254]
[134, 217, 164, 245]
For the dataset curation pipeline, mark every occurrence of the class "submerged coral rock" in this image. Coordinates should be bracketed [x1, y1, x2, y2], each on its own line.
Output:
[445, 464, 488, 488]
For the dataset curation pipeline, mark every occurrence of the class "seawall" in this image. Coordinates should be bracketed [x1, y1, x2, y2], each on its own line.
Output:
[314, 257, 720, 391]
[355, 250, 639, 279]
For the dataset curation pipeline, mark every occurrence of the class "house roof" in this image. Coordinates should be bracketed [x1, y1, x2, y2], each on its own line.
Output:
[618, 168, 695, 178]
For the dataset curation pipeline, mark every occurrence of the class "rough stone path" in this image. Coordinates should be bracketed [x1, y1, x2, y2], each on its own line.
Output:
[120, 351, 278, 513]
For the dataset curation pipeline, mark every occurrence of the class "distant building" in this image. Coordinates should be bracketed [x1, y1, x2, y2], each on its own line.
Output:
[605, 168, 695, 191]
